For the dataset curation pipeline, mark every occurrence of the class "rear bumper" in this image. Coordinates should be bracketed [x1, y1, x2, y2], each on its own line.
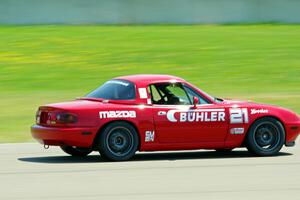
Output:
[31, 125, 97, 147]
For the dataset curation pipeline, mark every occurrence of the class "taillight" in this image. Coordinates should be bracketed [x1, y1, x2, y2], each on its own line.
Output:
[36, 107, 77, 126]
[36, 110, 41, 124]
[56, 113, 77, 124]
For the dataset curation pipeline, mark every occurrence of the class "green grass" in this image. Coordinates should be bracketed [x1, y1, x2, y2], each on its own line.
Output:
[1, 25, 300, 143]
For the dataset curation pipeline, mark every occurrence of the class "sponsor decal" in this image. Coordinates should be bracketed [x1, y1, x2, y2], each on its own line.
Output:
[147, 99, 152, 105]
[229, 108, 249, 124]
[166, 109, 226, 122]
[145, 131, 155, 142]
[251, 109, 269, 115]
[230, 128, 245, 134]
[99, 111, 136, 119]
[158, 111, 167, 116]
[138, 88, 148, 99]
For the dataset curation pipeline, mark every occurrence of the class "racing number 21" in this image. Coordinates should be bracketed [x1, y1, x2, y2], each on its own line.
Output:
[230, 108, 249, 124]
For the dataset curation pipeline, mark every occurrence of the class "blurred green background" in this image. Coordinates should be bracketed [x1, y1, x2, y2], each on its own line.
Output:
[0, 25, 300, 143]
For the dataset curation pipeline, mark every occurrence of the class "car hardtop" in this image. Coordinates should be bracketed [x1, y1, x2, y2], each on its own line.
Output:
[113, 74, 217, 104]
[114, 74, 185, 85]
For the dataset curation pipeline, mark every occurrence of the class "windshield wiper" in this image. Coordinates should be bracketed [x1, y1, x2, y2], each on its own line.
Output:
[214, 97, 224, 102]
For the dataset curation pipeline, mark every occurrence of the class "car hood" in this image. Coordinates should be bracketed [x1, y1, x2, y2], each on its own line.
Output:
[221, 99, 280, 109]
[221, 99, 300, 120]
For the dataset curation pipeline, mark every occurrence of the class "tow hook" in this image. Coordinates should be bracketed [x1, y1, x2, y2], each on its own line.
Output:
[44, 144, 49, 149]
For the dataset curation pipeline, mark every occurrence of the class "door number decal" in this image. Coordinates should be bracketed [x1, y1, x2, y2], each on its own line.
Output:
[230, 108, 249, 124]
[145, 131, 155, 142]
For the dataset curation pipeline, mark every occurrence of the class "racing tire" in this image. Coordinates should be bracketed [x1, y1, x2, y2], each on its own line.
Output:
[97, 121, 139, 161]
[60, 145, 93, 157]
[246, 117, 285, 156]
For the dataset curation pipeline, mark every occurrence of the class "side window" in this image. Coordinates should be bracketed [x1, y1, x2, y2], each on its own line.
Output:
[149, 85, 161, 102]
[166, 85, 191, 105]
[183, 85, 210, 104]
[149, 83, 191, 105]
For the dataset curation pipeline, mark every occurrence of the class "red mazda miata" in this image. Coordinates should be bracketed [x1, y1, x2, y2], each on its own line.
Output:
[31, 74, 300, 161]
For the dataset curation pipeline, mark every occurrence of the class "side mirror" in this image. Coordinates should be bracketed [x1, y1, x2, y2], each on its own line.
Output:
[193, 96, 199, 108]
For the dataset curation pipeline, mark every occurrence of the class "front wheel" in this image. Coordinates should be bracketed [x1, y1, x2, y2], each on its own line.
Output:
[60, 145, 93, 157]
[97, 122, 139, 161]
[246, 117, 285, 156]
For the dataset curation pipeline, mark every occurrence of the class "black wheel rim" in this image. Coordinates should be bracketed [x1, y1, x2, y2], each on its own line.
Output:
[253, 122, 280, 152]
[106, 127, 134, 157]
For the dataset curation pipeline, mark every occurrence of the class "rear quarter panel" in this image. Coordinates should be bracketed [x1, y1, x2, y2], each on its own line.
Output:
[88, 104, 156, 150]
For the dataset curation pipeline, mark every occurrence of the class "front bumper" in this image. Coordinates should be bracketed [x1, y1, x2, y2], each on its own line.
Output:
[31, 125, 97, 147]
[285, 123, 300, 146]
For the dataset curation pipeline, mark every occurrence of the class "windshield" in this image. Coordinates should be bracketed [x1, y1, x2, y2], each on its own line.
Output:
[85, 80, 136, 100]
[189, 84, 218, 103]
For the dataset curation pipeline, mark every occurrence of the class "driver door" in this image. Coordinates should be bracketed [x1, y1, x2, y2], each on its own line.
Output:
[149, 83, 228, 144]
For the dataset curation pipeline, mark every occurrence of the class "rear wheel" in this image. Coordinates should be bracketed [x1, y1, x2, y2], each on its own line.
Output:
[246, 117, 285, 156]
[60, 145, 93, 157]
[97, 122, 139, 161]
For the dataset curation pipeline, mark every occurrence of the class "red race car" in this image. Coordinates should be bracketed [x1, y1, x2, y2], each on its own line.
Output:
[31, 74, 300, 161]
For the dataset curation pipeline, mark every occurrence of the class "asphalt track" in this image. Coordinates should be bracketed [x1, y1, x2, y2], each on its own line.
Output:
[1, 139, 300, 200]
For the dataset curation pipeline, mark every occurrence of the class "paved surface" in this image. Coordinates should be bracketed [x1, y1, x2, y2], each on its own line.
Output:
[1, 140, 300, 200]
